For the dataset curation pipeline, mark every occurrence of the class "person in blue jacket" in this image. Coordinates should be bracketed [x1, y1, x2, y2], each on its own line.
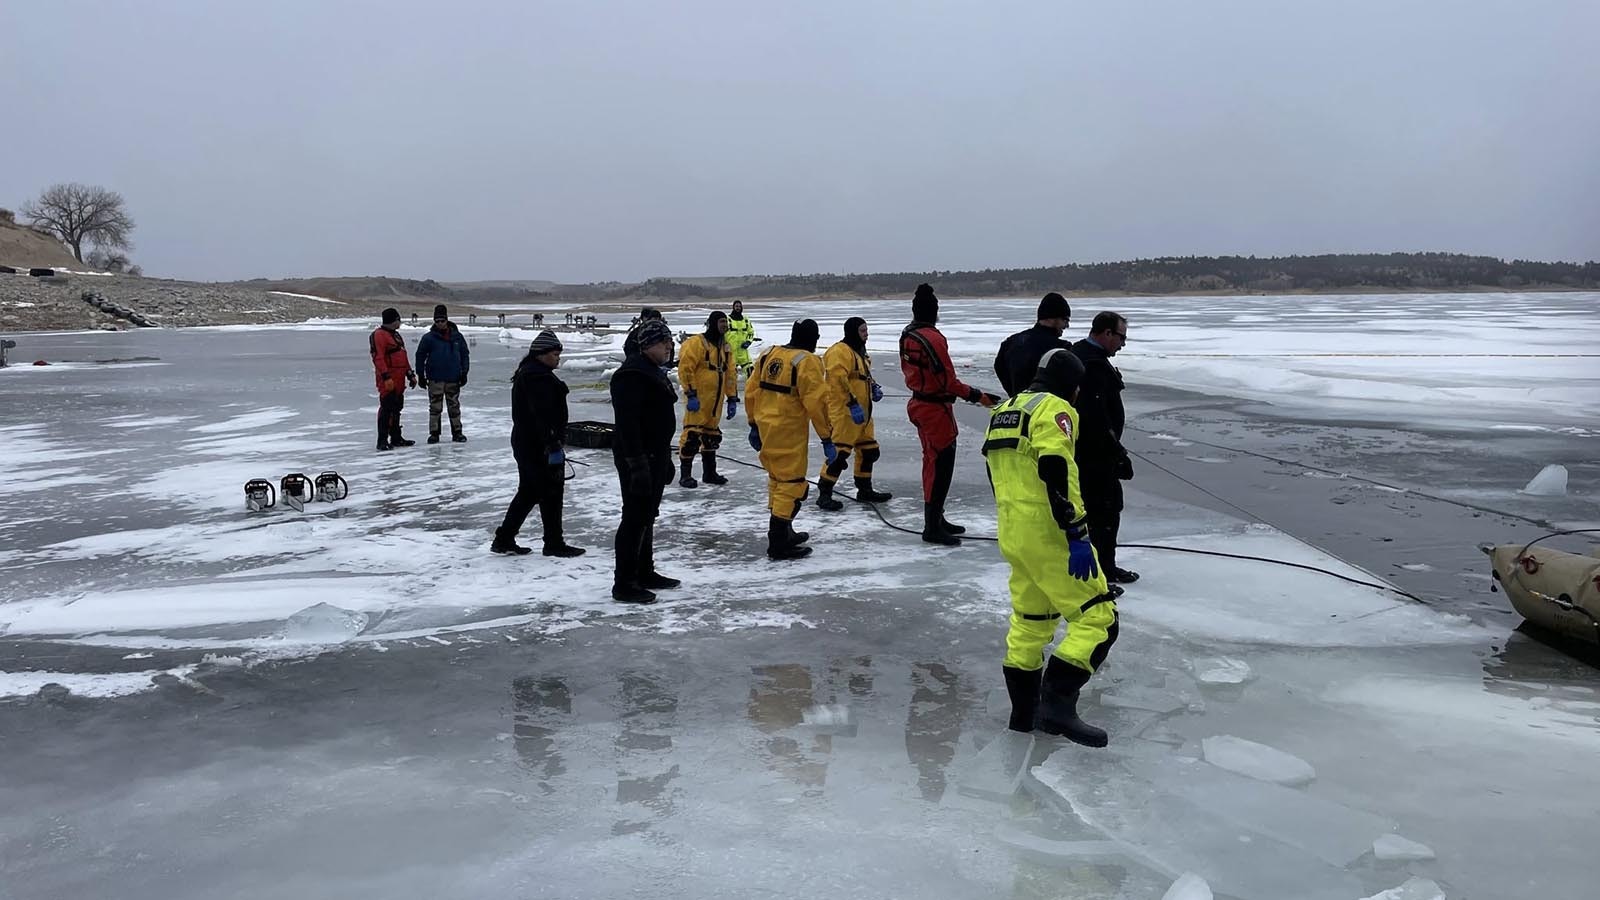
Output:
[415, 303, 471, 443]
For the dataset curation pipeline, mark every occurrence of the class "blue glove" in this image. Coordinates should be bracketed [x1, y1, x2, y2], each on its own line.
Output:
[821, 439, 837, 463]
[686, 391, 700, 413]
[870, 381, 883, 402]
[547, 449, 565, 465]
[1068, 538, 1100, 582]
[725, 397, 738, 420]
[847, 400, 866, 425]
[741, 340, 752, 349]
[748, 424, 762, 451]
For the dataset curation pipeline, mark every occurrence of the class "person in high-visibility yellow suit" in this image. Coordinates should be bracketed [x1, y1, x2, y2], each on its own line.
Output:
[676, 311, 740, 488]
[983, 347, 1117, 747]
[817, 317, 893, 510]
[727, 300, 759, 376]
[746, 319, 833, 561]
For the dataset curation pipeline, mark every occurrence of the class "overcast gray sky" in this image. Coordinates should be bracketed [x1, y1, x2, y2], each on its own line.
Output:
[4, 0, 1597, 282]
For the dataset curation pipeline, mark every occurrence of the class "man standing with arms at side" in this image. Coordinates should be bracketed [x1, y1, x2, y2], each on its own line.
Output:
[727, 300, 759, 377]
[610, 319, 682, 604]
[493, 331, 585, 558]
[675, 311, 739, 488]
[369, 307, 417, 451]
[746, 319, 833, 560]
[899, 283, 1001, 546]
[993, 292, 1072, 398]
[1072, 311, 1139, 585]
[415, 304, 471, 444]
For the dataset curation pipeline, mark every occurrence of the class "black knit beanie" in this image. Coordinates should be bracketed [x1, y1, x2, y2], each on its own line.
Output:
[382, 307, 400, 324]
[1036, 292, 1070, 322]
[912, 284, 938, 324]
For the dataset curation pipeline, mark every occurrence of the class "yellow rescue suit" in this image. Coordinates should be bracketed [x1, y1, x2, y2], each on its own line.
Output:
[727, 316, 758, 373]
[677, 332, 738, 458]
[983, 391, 1116, 675]
[746, 345, 831, 520]
[818, 341, 880, 482]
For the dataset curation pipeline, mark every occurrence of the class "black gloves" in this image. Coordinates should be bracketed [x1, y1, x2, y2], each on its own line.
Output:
[1117, 453, 1134, 481]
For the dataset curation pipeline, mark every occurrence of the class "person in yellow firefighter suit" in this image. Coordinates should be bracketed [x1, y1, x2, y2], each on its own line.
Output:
[727, 300, 759, 376]
[984, 347, 1118, 747]
[676, 310, 740, 488]
[746, 318, 833, 561]
[816, 317, 893, 510]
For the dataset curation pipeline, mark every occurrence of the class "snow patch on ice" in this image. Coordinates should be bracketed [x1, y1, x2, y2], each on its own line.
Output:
[1373, 833, 1436, 861]
[186, 407, 299, 434]
[1360, 877, 1445, 900]
[1161, 873, 1213, 900]
[1201, 735, 1316, 786]
[1192, 657, 1253, 684]
[0, 666, 195, 699]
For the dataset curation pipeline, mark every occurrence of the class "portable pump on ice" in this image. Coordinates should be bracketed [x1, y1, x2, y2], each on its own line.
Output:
[244, 479, 276, 512]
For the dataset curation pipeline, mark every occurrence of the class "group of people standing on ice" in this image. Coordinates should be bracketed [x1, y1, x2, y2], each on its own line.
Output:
[370, 286, 1136, 746]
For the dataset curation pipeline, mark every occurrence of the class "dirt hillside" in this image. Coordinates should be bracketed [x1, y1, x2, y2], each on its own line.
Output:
[0, 219, 79, 270]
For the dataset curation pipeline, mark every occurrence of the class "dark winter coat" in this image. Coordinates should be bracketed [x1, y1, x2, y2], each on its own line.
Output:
[510, 357, 568, 460]
[994, 324, 1073, 397]
[416, 323, 471, 383]
[1070, 337, 1128, 503]
[609, 349, 678, 492]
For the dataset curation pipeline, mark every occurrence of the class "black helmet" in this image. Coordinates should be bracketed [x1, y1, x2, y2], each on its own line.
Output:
[1030, 347, 1085, 399]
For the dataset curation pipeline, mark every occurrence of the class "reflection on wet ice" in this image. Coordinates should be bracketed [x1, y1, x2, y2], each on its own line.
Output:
[612, 670, 680, 836]
[510, 675, 570, 794]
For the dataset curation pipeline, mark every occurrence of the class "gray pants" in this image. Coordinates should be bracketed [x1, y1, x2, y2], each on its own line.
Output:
[428, 381, 463, 437]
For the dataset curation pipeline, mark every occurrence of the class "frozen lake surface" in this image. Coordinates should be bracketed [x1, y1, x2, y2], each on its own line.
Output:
[1, 292, 1596, 899]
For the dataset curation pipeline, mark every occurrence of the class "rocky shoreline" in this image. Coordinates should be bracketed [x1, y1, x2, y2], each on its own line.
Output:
[0, 272, 355, 333]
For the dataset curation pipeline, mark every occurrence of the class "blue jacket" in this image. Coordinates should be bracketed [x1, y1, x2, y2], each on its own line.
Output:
[415, 323, 470, 383]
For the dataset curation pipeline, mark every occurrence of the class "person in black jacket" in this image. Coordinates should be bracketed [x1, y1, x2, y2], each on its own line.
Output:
[609, 319, 681, 604]
[1071, 311, 1138, 584]
[493, 331, 585, 557]
[993, 292, 1072, 397]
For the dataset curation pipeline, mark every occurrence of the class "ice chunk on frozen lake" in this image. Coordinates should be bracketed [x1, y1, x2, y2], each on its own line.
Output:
[1373, 833, 1436, 861]
[1520, 464, 1568, 496]
[1361, 877, 1445, 900]
[800, 703, 856, 736]
[1161, 872, 1213, 900]
[1193, 657, 1253, 684]
[953, 731, 1032, 802]
[1202, 735, 1315, 786]
[281, 602, 368, 643]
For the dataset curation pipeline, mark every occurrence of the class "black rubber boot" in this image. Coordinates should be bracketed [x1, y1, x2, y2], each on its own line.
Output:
[390, 430, 416, 448]
[452, 432, 467, 443]
[1107, 567, 1140, 584]
[1035, 657, 1108, 748]
[426, 434, 440, 445]
[1003, 666, 1044, 733]
[701, 452, 728, 485]
[678, 458, 697, 488]
[491, 536, 534, 556]
[376, 439, 391, 452]
[612, 582, 658, 604]
[816, 480, 844, 511]
[767, 516, 813, 560]
[941, 516, 966, 535]
[854, 477, 892, 503]
[543, 543, 585, 558]
[921, 503, 960, 546]
[638, 571, 682, 590]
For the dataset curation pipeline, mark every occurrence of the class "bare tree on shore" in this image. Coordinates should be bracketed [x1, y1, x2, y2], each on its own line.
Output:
[21, 183, 135, 263]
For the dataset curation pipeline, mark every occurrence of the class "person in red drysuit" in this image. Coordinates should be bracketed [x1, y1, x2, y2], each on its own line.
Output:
[370, 306, 418, 451]
[899, 283, 1000, 546]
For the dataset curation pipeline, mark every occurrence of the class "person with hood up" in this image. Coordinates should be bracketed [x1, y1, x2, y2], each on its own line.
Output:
[369, 307, 417, 451]
[817, 317, 892, 509]
[609, 319, 682, 604]
[675, 310, 739, 488]
[493, 331, 585, 557]
[993, 292, 1072, 398]
[899, 284, 1001, 545]
[727, 300, 759, 376]
[983, 347, 1117, 747]
[745, 319, 833, 560]
[414, 303, 472, 443]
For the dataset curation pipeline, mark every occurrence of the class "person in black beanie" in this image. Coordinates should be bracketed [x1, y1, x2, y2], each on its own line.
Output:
[368, 306, 417, 451]
[493, 331, 585, 557]
[610, 319, 681, 603]
[993, 292, 1072, 397]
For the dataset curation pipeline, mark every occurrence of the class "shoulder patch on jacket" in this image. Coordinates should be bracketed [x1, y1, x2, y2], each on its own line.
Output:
[1055, 412, 1073, 438]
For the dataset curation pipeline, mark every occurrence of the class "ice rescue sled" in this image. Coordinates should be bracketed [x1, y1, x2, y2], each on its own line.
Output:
[1482, 542, 1600, 645]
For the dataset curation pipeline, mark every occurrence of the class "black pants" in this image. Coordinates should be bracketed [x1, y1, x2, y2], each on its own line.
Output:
[929, 444, 957, 508]
[497, 453, 565, 547]
[1082, 474, 1124, 572]
[378, 391, 404, 441]
[614, 465, 665, 584]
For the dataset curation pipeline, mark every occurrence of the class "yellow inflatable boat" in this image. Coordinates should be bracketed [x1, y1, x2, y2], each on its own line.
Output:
[1482, 541, 1600, 645]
